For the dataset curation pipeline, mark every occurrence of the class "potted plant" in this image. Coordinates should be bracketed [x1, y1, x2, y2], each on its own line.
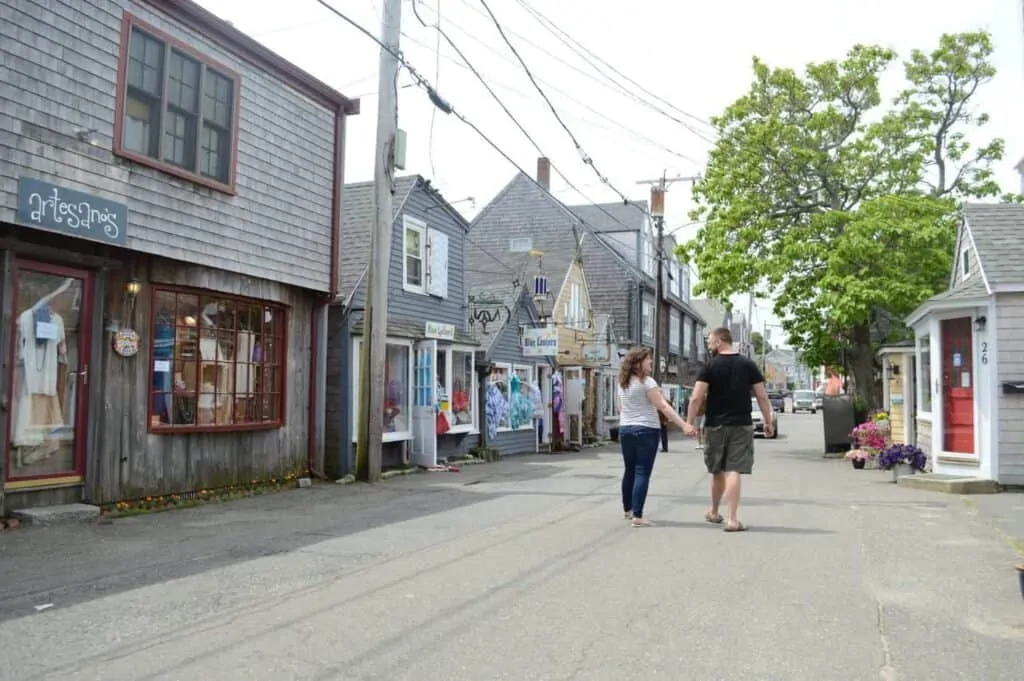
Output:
[845, 448, 876, 470]
[871, 410, 891, 432]
[850, 421, 887, 451]
[877, 443, 928, 482]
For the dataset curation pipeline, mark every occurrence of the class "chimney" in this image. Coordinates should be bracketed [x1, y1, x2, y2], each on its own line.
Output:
[536, 157, 550, 190]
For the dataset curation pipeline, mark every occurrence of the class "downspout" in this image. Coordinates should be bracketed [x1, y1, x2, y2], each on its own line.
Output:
[308, 103, 349, 479]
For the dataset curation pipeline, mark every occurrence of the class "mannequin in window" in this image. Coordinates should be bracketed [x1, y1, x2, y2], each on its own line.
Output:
[12, 278, 73, 465]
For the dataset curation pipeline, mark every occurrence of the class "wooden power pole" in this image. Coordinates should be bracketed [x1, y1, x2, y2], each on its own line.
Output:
[356, 0, 402, 482]
[635, 173, 700, 382]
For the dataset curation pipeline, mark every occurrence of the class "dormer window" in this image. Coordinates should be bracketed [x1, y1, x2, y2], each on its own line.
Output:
[961, 248, 971, 279]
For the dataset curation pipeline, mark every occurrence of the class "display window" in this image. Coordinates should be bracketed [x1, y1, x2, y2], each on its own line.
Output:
[149, 288, 286, 431]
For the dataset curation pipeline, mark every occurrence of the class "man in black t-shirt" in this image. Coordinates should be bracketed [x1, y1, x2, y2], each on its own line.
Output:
[686, 327, 774, 532]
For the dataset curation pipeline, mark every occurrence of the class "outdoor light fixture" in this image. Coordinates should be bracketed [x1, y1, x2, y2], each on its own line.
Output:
[125, 278, 142, 296]
[975, 315, 987, 332]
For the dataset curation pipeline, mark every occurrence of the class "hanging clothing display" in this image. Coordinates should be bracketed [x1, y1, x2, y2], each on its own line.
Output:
[552, 372, 564, 435]
[12, 305, 67, 450]
[485, 381, 508, 440]
[508, 374, 533, 430]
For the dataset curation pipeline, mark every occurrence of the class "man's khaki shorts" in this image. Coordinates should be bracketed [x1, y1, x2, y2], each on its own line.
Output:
[703, 425, 755, 474]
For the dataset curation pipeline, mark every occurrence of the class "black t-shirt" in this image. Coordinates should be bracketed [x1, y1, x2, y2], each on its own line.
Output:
[697, 353, 766, 427]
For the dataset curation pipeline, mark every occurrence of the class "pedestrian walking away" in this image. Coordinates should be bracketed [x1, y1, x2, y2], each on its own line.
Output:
[686, 327, 773, 533]
[616, 347, 693, 527]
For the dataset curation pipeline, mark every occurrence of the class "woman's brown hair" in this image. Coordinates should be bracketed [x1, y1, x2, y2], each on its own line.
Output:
[618, 346, 652, 389]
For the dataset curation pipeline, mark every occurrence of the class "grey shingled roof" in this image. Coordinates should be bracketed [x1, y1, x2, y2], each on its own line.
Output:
[569, 201, 648, 234]
[339, 176, 419, 299]
[963, 202, 1024, 289]
[690, 298, 728, 329]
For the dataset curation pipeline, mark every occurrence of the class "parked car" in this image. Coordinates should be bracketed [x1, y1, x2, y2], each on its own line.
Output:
[792, 389, 816, 414]
[814, 390, 825, 410]
[768, 391, 786, 413]
[751, 398, 779, 438]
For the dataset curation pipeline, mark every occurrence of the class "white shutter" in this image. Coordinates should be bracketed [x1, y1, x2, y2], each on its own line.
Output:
[426, 228, 449, 298]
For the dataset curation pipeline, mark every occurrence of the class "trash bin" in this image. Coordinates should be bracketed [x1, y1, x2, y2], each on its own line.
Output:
[610, 426, 619, 442]
[822, 395, 855, 454]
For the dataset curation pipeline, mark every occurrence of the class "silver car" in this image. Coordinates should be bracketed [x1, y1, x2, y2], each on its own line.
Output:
[751, 398, 779, 438]
[792, 389, 816, 414]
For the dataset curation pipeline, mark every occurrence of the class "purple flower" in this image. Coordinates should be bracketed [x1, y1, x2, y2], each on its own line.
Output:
[877, 443, 927, 471]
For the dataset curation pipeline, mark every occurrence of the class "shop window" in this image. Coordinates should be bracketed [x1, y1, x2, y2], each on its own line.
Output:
[350, 339, 413, 440]
[490, 363, 536, 432]
[918, 334, 932, 414]
[602, 374, 618, 418]
[115, 14, 239, 192]
[149, 288, 285, 431]
[447, 349, 476, 431]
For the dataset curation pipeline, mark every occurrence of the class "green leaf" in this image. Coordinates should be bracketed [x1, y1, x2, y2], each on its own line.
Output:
[680, 32, 1006, 407]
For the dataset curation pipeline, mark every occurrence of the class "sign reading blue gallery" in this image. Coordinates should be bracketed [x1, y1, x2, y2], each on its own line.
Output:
[16, 177, 128, 246]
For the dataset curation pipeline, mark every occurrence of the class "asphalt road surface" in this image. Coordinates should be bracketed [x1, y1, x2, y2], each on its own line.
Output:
[1, 412, 1021, 681]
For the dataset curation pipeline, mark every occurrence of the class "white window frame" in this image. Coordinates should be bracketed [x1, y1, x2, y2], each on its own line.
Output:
[917, 332, 933, 418]
[490, 362, 536, 432]
[669, 309, 681, 351]
[350, 337, 414, 442]
[642, 237, 655, 277]
[683, 317, 693, 359]
[402, 215, 426, 294]
[564, 282, 586, 330]
[642, 300, 654, 338]
[960, 248, 971, 279]
[510, 236, 533, 253]
[440, 345, 478, 434]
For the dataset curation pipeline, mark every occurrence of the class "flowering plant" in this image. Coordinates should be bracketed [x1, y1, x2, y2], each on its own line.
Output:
[877, 443, 928, 471]
[850, 421, 887, 450]
[845, 447, 877, 462]
[871, 411, 890, 423]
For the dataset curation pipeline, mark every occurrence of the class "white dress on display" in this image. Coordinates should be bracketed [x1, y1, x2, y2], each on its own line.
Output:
[11, 307, 66, 449]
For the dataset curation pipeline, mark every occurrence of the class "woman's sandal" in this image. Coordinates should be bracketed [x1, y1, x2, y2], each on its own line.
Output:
[631, 518, 654, 527]
[704, 511, 724, 524]
[724, 522, 747, 532]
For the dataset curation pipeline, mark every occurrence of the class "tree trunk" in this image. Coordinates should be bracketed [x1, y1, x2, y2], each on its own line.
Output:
[849, 322, 881, 412]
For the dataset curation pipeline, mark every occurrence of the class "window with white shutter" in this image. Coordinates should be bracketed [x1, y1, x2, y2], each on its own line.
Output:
[426, 228, 449, 298]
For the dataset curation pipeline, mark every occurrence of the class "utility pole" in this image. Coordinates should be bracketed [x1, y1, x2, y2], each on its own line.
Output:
[636, 173, 700, 383]
[745, 292, 754, 358]
[356, 0, 402, 482]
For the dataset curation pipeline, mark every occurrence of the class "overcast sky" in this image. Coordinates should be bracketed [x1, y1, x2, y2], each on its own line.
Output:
[197, 0, 1024, 341]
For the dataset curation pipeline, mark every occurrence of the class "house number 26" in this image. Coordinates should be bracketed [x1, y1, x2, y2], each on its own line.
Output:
[981, 342, 988, 365]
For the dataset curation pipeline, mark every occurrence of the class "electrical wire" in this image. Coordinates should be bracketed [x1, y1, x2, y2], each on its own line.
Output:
[513, 0, 717, 144]
[426, 0, 441, 178]
[477, 0, 640, 212]
[398, 22, 698, 165]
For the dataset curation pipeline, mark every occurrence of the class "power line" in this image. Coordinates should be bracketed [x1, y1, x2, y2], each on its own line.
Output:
[513, 0, 717, 144]
[477, 0, 640, 212]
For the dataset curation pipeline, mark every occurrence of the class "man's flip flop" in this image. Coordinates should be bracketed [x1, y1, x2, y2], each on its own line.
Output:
[704, 512, 723, 524]
[724, 522, 747, 532]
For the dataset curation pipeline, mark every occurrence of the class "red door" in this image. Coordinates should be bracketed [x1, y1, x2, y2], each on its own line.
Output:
[941, 317, 974, 454]
[4, 260, 94, 486]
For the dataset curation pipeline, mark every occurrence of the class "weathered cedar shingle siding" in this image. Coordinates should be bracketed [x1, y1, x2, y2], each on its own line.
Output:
[0, 0, 337, 291]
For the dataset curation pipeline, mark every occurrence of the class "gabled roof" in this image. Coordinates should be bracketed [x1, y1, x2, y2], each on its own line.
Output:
[961, 203, 1024, 292]
[567, 201, 648, 233]
[340, 175, 470, 300]
[690, 298, 729, 329]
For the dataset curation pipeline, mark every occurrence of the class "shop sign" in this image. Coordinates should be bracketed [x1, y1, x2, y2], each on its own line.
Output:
[16, 177, 128, 246]
[582, 343, 610, 364]
[425, 321, 455, 341]
[522, 326, 558, 356]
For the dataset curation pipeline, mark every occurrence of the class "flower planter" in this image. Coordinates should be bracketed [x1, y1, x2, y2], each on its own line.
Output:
[890, 462, 913, 482]
[852, 459, 866, 470]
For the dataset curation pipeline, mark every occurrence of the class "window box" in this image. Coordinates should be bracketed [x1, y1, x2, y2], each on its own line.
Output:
[114, 13, 241, 194]
[351, 338, 413, 442]
[149, 287, 286, 432]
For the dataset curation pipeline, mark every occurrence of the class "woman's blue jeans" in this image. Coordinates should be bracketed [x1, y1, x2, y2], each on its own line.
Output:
[619, 425, 660, 518]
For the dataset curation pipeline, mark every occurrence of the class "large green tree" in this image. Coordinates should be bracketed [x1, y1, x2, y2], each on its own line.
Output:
[678, 32, 1005, 408]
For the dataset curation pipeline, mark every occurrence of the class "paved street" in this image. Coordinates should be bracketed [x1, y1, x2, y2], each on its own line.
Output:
[1, 413, 1022, 681]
